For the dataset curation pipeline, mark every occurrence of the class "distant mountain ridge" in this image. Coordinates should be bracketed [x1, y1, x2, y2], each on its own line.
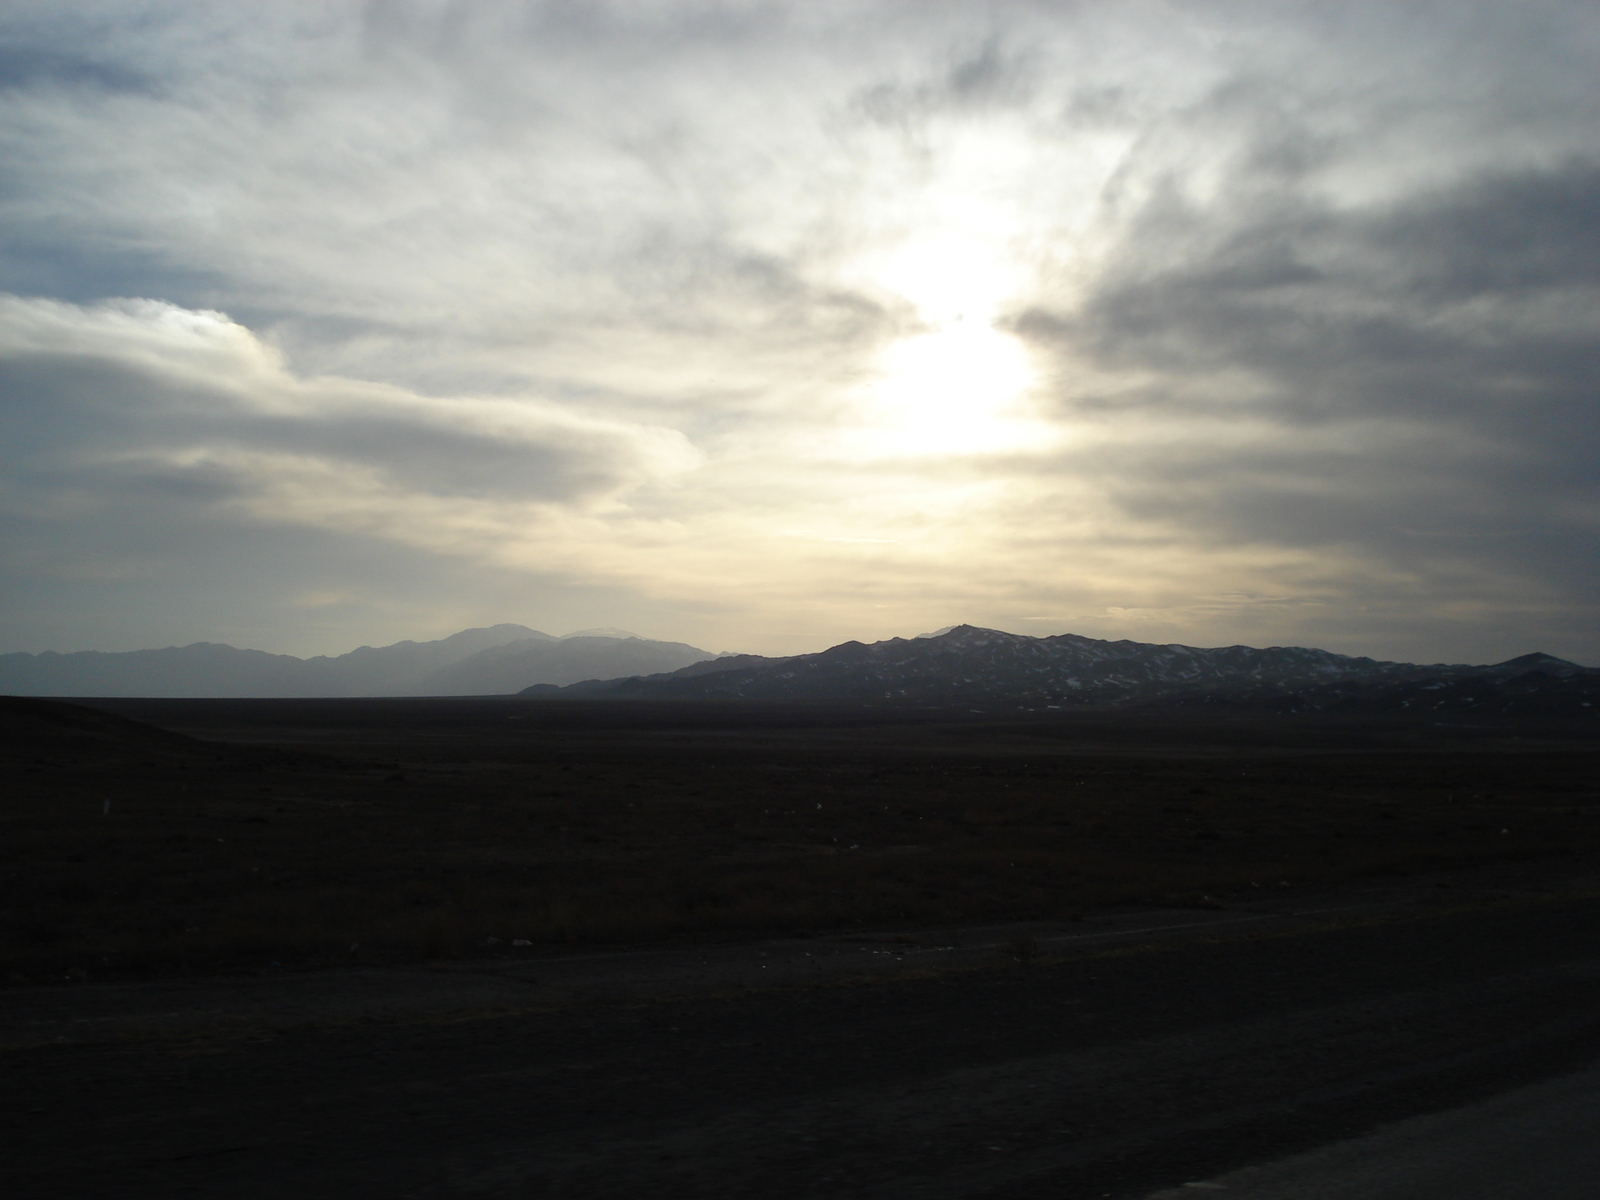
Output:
[7, 623, 1593, 714]
[524, 625, 1599, 718]
[0, 625, 719, 697]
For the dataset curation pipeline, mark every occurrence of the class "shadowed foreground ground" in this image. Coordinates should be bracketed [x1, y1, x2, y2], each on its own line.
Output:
[5, 696, 1599, 982]
[5, 860, 1600, 1198]
[5, 698, 1600, 1197]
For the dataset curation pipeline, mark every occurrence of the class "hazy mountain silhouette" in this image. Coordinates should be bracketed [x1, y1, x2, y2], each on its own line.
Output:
[0, 625, 718, 697]
[411, 636, 721, 694]
[524, 625, 1598, 717]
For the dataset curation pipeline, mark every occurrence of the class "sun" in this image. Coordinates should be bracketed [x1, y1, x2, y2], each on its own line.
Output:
[852, 236, 1047, 457]
[868, 321, 1037, 454]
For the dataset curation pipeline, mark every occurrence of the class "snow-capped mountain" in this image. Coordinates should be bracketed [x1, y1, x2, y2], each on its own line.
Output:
[1175, 652, 1600, 718]
[525, 625, 1598, 716]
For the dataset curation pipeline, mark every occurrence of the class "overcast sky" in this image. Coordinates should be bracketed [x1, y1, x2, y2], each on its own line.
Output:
[2, 1, 1597, 663]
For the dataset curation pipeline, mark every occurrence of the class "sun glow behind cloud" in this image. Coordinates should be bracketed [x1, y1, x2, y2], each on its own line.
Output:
[825, 103, 1121, 462]
[846, 191, 1052, 457]
[857, 318, 1045, 456]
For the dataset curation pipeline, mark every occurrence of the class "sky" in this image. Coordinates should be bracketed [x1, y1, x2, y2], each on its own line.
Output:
[1, 1, 1597, 665]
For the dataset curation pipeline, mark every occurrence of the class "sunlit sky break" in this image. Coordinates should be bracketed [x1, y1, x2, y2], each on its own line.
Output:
[2, 1, 1598, 663]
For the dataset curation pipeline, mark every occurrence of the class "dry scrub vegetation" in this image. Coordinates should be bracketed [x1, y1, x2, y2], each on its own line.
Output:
[4, 696, 1599, 984]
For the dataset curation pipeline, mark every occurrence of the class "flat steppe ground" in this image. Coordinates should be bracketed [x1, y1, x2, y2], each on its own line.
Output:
[5, 697, 1600, 1197]
[7, 696, 1600, 980]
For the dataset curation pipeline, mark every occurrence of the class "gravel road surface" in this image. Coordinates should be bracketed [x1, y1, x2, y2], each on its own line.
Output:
[1142, 1057, 1600, 1199]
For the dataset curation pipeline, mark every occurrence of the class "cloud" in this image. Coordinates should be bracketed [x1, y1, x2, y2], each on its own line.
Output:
[0, 2, 1597, 663]
[0, 44, 154, 96]
[1015, 153, 1600, 559]
[0, 294, 698, 547]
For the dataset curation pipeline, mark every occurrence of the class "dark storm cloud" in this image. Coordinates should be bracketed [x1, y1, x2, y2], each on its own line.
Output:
[0, 44, 155, 96]
[1048, 154, 1600, 430]
[1012, 144, 1600, 642]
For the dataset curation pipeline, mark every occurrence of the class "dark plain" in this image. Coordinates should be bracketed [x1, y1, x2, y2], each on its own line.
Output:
[5, 695, 1597, 985]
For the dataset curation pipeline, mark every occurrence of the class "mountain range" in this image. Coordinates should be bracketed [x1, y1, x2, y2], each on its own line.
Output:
[5, 622, 1594, 715]
[0, 626, 720, 698]
[524, 625, 1600, 719]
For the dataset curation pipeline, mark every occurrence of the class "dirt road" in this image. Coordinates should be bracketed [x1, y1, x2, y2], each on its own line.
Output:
[1144, 1057, 1600, 1199]
[7, 861, 1600, 1199]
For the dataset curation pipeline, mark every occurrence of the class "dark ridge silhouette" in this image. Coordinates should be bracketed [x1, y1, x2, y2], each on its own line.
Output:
[523, 625, 1598, 717]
